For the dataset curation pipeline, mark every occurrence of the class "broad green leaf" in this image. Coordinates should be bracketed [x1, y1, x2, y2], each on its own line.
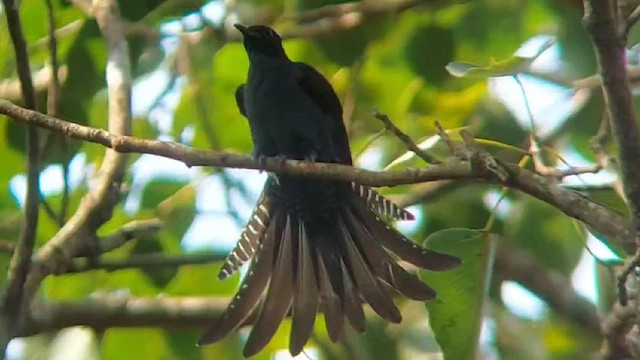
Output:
[405, 24, 455, 86]
[140, 179, 189, 210]
[421, 228, 495, 360]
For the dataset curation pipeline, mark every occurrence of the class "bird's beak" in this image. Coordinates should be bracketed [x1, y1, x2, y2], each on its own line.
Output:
[234, 24, 249, 36]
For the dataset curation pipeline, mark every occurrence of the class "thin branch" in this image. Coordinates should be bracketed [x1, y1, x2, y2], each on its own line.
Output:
[584, 0, 640, 244]
[0, 99, 635, 252]
[65, 251, 227, 273]
[373, 111, 441, 164]
[95, 218, 164, 254]
[20, 297, 228, 337]
[21, 0, 132, 309]
[0, 65, 68, 101]
[45, 0, 61, 118]
[1, 0, 42, 356]
[623, 4, 640, 39]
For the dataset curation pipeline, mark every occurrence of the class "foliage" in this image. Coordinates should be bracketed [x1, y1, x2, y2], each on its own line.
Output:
[0, 0, 628, 359]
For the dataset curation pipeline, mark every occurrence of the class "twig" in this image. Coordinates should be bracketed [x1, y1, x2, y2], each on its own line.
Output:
[64, 251, 227, 273]
[45, 0, 61, 118]
[0, 99, 635, 252]
[95, 219, 164, 254]
[373, 111, 441, 165]
[0, 0, 42, 356]
[434, 120, 467, 159]
[623, 4, 640, 40]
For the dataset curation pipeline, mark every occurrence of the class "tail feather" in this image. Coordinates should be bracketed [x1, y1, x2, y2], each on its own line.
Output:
[204, 182, 461, 356]
[349, 192, 461, 271]
[218, 192, 273, 280]
[244, 215, 295, 357]
[338, 215, 402, 323]
[343, 203, 437, 302]
[341, 261, 366, 333]
[351, 182, 414, 221]
[315, 247, 345, 342]
[290, 220, 319, 355]
[198, 211, 282, 345]
[314, 233, 344, 342]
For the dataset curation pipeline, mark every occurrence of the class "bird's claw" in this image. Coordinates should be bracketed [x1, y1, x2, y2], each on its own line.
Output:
[304, 151, 318, 163]
[253, 153, 268, 172]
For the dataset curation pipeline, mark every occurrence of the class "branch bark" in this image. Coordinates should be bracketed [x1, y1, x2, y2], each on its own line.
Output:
[20, 297, 228, 337]
[0, 99, 635, 253]
[20, 0, 132, 312]
[583, 0, 640, 241]
[0, 0, 42, 356]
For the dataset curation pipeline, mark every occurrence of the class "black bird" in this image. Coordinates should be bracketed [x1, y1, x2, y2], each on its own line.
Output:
[198, 24, 461, 357]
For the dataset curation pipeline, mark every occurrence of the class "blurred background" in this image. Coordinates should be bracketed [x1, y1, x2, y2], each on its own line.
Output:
[0, 0, 631, 358]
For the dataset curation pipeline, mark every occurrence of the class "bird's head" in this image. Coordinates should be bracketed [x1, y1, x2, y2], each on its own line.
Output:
[234, 24, 287, 59]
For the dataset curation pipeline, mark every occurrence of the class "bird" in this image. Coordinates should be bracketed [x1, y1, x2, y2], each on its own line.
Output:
[198, 24, 461, 357]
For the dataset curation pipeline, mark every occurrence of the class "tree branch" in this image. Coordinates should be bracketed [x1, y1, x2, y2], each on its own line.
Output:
[0, 99, 634, 253]
[583, 0, 640, 244]
[0, 0, 42, 356]
[64, 251, 227, 274]
[20, 297, 228, 337]
[21, 0, 132, 309]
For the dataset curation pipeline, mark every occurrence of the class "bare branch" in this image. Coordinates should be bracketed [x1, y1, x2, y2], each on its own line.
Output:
[65, 251, 226, 274]
[0, 99, 634, 253]
[373, 111, 441, 165]
[0, 0, 42, 356]
[20, 297, 228, 337]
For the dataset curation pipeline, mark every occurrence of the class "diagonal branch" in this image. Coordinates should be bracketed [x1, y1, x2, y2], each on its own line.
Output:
[20, 0, 132, 309]
[1, 0, 42, 356]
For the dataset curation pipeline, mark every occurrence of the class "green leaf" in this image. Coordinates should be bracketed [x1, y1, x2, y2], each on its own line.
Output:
[140, 179, 189, 210]
[421, 228, 495, 360]
[405, 24, 455, 86]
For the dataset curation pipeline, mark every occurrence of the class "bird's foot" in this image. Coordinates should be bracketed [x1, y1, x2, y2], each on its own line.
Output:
[253, 152, 268, 172]
[303, 151, 318, 163]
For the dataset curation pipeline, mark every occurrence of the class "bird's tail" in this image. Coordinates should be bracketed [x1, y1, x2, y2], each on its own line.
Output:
[200, 182, 460, 357]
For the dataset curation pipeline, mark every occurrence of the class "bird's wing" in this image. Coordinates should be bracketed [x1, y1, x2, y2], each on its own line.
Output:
[294, 62, 353, 165]
[235, 84, 246, 117]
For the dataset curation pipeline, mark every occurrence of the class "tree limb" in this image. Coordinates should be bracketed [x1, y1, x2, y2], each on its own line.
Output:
[20, 297, 228, 337]
[0, 99, 634, 253]
[21, 0, 132, 311]
[0, 0, 42, 356]
[583, 0, 640, 244]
